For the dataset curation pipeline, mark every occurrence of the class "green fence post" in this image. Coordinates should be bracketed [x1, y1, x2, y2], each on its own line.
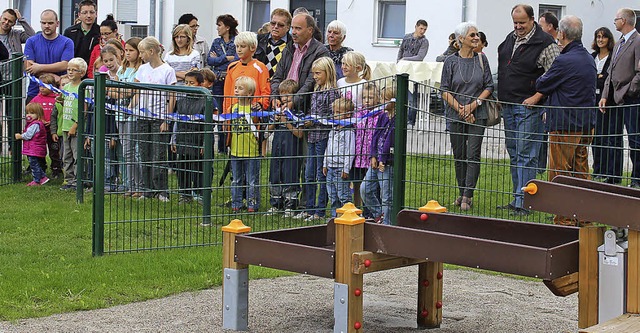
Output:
[10, 53, 23, 182]
[76, 80, 90, 203]
[92, 73, 106, 256]
[392, 74, 409, 225]
[202, 92, 213, 225]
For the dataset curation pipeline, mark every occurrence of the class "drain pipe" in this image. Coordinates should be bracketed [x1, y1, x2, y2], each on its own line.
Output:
[149, 0, 156, 36]
[461, 0, 467, 22]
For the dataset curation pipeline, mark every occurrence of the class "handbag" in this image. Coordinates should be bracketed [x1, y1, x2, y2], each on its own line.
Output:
[478, 54, 502, 126]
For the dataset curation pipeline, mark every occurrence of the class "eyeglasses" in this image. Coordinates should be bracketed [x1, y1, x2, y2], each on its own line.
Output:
[80, 10, 96, 15]
[468, 33, 478, 38]
[270, 21, 286, 28]
[101, 31, 114, 36]
[189, 24, 200, 29]
[174, 35, 189, 40]
[614, 17, 624, 21]
[67, 68, 82, 73]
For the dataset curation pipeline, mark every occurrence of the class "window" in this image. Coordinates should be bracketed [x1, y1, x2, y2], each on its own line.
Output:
[635, 11, 640, 33]
[117, 0, 138, 23]
[247, 0, 270, 33]
[538, 4, 563, 20]
[377, 0, 406, 42]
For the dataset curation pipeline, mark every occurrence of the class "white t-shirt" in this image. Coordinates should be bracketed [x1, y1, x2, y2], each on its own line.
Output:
[337, 78, 368, 110]
[163, 50, 200, 85]
[135, 62, 177, 118]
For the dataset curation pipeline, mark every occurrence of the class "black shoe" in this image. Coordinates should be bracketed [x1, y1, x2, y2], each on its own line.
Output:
[497, 203, 517, 211]
[630, 182, 640, 189]
[603, 177, 622, 185]
[510, 208, 530, 216]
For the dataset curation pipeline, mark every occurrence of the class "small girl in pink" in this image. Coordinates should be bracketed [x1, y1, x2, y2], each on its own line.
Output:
[15, 103, 49, 186]
[30, 73, 63, 178]
[352, 83, 384, 216]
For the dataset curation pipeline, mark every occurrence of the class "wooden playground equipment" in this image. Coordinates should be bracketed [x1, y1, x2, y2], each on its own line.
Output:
[221, 175, 640, 332]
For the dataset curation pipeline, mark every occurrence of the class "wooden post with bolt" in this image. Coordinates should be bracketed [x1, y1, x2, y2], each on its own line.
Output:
[578, 226, 605, 329]
[627, 230, 640, 314]
[222, 219, 251, 331]
[417, 201, 446, 328]
[334, 207, 365, 333]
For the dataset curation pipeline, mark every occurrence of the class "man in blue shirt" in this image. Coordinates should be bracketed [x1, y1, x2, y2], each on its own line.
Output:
[24, 9, 74, 102]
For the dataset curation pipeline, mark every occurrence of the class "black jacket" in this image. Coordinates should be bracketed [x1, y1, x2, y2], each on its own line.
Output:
[63, 23, 100, 64]
[255, 32, 293, 68]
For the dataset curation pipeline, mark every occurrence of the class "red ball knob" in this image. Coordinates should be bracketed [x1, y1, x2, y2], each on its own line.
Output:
[422, 279, 430, 287]
[354, 288, 362, 297]
[421, 309, 429, 317]
[437, 271, 443, 280]
[364, 259, 371, 267]
[354, 322, 362, 330]
[436, 301, 443, 309]
[420, 213, 428, 221]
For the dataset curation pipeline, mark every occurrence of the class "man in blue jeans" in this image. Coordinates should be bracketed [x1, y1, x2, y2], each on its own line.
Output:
[497, 4, 559, 216]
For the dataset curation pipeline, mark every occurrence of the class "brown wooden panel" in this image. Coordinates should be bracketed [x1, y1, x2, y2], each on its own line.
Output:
[235, 235, 335, 278]
[579, 314, 640, 333]
[578, 227, 605, 329]
[553, 175, 640, 199]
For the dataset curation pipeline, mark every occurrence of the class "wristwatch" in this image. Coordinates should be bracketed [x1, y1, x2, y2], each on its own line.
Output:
[476, 99, 483, 106]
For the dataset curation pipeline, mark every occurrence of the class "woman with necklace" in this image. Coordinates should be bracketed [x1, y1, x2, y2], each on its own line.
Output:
[590, 27, 616, 182]
[440, 22, 494, 211]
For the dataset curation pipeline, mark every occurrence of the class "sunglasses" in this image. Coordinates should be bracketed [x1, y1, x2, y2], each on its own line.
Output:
[270, 21, 286, 28]
[468, 32, 478, 38]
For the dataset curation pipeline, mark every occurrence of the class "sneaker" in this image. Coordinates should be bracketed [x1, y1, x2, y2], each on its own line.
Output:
[51, 172, 62, 180]
[157, 194, 170, 202]
[283, 209, 295, 218]
[178, 196, 193, 204]
[292, 212, 310, 220]
[304, 214, 323, 222]
[27, 181, 40, 186]
[265, 207, 281, 216]
[39, 177, 50, 185]
[247, 208, 256, 213]
[60, 184, 76, 191]
[200, 222, 212, 227]
[192, 194, 203, 205]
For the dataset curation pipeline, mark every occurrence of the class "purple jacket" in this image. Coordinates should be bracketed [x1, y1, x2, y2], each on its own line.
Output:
[22, 119, 47, 158]
[370, 112, 395, 165]
[354, 108, 382, 169]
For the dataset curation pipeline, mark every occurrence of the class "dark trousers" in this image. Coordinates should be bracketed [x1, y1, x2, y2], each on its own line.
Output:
[38, 125, 62, 175]
[176, 153, 204, 197]
[269, 131, 302, 210]
[592, 104, 613, 177]
[606, 98, 640, 183]
[449, 119, 486, 198]
[137, 119, 169, 197]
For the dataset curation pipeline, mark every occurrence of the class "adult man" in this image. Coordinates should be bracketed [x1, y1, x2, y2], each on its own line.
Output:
[535, 15, 596, 225]
[270, 13, 329, 110]
[255, 8, 293, 78]
[599, 8, 640, 187]
[24, 9, 74, 102]
[0, 8, 35, 54]
[497, 4, 559, 216]
[397, 19, 429, 128]
[63, 0, 100, 65]
[538, 12, 559, 41]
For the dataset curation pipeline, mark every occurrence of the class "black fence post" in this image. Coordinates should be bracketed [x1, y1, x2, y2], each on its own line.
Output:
[202, 92, 214, 225]
[392, 74, 409, 225]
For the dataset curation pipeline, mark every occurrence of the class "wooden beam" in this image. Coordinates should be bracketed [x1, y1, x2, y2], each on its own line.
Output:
[628, 230, 640, 314]
[578, 226, 605, 329]
[543, 272, 579, 297]
[417, 262, 443, 328]
[334, 211, 365, 332]
[579, 314, 640, 333]
[352, 251, 426, 274]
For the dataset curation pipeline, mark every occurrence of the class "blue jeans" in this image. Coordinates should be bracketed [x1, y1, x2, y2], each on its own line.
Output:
[28, 155, 46, 182]
[326, 167, 352, 217]
[304, 139, 328, 217]
[360, 165, 393, 225]
[231, 156, 260, 210]
[502, 104, 542, 209]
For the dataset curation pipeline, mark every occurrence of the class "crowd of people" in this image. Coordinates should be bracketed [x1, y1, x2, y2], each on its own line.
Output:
[5, 2, 640, 227]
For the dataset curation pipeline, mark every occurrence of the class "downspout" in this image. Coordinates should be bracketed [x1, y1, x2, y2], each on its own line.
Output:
[149, 0, 156, 36]
[461, 0, 467, 22]
[158, 0, 164, 39]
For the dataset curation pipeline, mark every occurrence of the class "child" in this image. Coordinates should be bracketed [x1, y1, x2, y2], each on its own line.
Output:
[361, 86, 396, 225]
[131, 36, 177, 201]
[295, 57, 340, 221]
[30, 73, 63, 178]
[54, 57, 87, 191]
[15, 103, 49, 186]
[222, 31, 270, 114]
[337, 51, 372, 109]
[228, 76, 261, 212]
[352, 83, 383, 217]
[116, 37, 143, 197]
[171, 71, 207, 204]
[323, 98, 356, 217]
[266, 79, 304, 216]
[200, 68, 216, 91]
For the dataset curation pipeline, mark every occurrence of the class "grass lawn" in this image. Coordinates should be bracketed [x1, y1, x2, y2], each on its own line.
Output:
[0, 176, 291, 321]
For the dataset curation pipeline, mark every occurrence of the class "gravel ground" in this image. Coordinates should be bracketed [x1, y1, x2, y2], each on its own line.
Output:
[0, 266, 578, 333]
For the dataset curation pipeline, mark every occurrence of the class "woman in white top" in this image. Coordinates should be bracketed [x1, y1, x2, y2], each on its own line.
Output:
[164, 24, 200, 85]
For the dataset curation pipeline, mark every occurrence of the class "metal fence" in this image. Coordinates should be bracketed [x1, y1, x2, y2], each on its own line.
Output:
[0, 54, 25, 186]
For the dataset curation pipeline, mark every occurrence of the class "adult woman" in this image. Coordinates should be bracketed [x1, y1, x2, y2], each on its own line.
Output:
[440, 22, 494, 211]
[88, 15, 124, 78]
[325, 20, 352, 79]
[178, 13, 209, 69]
[590, 27, 616, 182]
[164, 24, 199, 85]
[473, 31, 488, 54]
[207, 14, 239, 152]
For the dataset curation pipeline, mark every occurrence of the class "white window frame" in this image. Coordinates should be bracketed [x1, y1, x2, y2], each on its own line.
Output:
[538, 4, 564, 20]
[373, 0, 406, 47]
[246, 0, 270, 33]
